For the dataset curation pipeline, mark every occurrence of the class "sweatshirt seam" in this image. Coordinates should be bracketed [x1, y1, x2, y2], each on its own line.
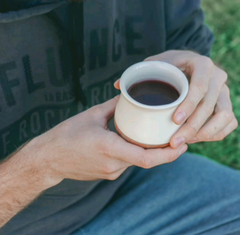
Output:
[0, 1, 66, 23]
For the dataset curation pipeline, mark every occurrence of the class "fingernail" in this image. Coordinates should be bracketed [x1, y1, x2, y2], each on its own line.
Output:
[175, 112, 187, 124]
[187, 137, 198, 144]
[173, 137, 185, 148]
[179, 145, 188, 155]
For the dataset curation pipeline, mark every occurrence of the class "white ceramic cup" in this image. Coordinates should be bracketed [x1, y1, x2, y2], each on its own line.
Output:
[114, 61, 189, 148]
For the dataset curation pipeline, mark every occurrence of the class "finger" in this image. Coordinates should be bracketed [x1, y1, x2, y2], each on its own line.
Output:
[103, 132, 188, 168]
[140, 145, 188, 168]
[171, 68, 227, 147]
[214, 84, 232, 113]
[173, 56, 214, 125]
[94, 96, 120, 121]
[114, 79, 120, 90]
[102, 131, 147, 162]
[144, 50, 194, 67]
[204, 118, 238, 142]
[192, 85, 233, 142]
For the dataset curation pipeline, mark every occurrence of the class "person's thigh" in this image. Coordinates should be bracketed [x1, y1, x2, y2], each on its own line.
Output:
[74, 153, 240, 235]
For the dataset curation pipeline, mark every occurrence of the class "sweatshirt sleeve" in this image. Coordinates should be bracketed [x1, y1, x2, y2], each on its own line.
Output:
[165, 0, 214, 57]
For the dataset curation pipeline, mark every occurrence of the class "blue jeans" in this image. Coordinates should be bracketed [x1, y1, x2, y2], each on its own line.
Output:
[73, 153, 240, 235]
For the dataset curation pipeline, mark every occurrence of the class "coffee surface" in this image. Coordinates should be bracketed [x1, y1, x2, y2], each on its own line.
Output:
[128, 79, 179, 105]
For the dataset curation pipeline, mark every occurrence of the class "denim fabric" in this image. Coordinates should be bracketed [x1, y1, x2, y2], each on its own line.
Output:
[73, 153, 240, 235]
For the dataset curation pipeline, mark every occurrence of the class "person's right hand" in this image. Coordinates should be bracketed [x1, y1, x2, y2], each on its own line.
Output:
[32, 96, 188, 184]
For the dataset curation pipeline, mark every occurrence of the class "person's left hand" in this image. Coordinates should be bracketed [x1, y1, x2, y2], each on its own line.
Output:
[114, 50, 238, 149]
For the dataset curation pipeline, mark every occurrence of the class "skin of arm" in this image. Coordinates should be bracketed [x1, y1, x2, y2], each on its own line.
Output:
[0, 139, 61, 227]
[0, 97, 186, 228]
[1, 49, 238, 228]
[1, 50, 238, 228]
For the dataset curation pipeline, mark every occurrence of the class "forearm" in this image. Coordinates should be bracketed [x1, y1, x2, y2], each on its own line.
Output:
[0, 138, 59, 227]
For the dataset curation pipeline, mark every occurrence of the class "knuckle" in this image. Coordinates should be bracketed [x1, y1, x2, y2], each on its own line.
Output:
[186, 50, 197, 57]
[220, 70, 228, 83]
[185, 98, 197, 112]
[223, 84, 230, 95]
[212, 134, 221, 142]
[144, 56, 155, 61]
[233, 118, 239, 130]
[139, 156, 152, 169]
[221, 110, 234, 122]
[186, 123, 199, 136]
[191, 56, 199, 66]
[217, 134, 225, 141]
[195, 82, 208, 96]
[201, 56, 214, 68]
[200, 129, 212, 140]
[103, 162, 116, 175]
[106, 173, 119, 181]
[203, 104, 214, 116]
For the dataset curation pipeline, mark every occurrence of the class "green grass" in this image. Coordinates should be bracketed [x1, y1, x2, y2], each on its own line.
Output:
[188, 0, 240, 169]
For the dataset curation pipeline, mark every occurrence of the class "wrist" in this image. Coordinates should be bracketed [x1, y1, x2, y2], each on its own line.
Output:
[20, 135, 63, 190]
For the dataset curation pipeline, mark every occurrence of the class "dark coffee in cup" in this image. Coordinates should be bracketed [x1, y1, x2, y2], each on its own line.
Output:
[127, 79, 179, 106]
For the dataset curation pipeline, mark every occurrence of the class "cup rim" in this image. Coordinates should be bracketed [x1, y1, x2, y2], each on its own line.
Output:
[120, 61, 189, 110]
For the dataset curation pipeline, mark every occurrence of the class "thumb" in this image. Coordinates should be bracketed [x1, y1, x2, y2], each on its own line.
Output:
[99, 96, 120, 120]
[114, 79, 120, 90]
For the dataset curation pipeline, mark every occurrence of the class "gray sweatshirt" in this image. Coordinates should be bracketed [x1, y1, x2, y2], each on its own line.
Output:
[0, 0, 213, 234]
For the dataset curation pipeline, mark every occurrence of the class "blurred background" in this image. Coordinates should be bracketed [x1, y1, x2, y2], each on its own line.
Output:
[188, 0, 240, 169]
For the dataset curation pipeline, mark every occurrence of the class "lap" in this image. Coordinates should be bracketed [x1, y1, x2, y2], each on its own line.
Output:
[74, 153, 240, 235]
